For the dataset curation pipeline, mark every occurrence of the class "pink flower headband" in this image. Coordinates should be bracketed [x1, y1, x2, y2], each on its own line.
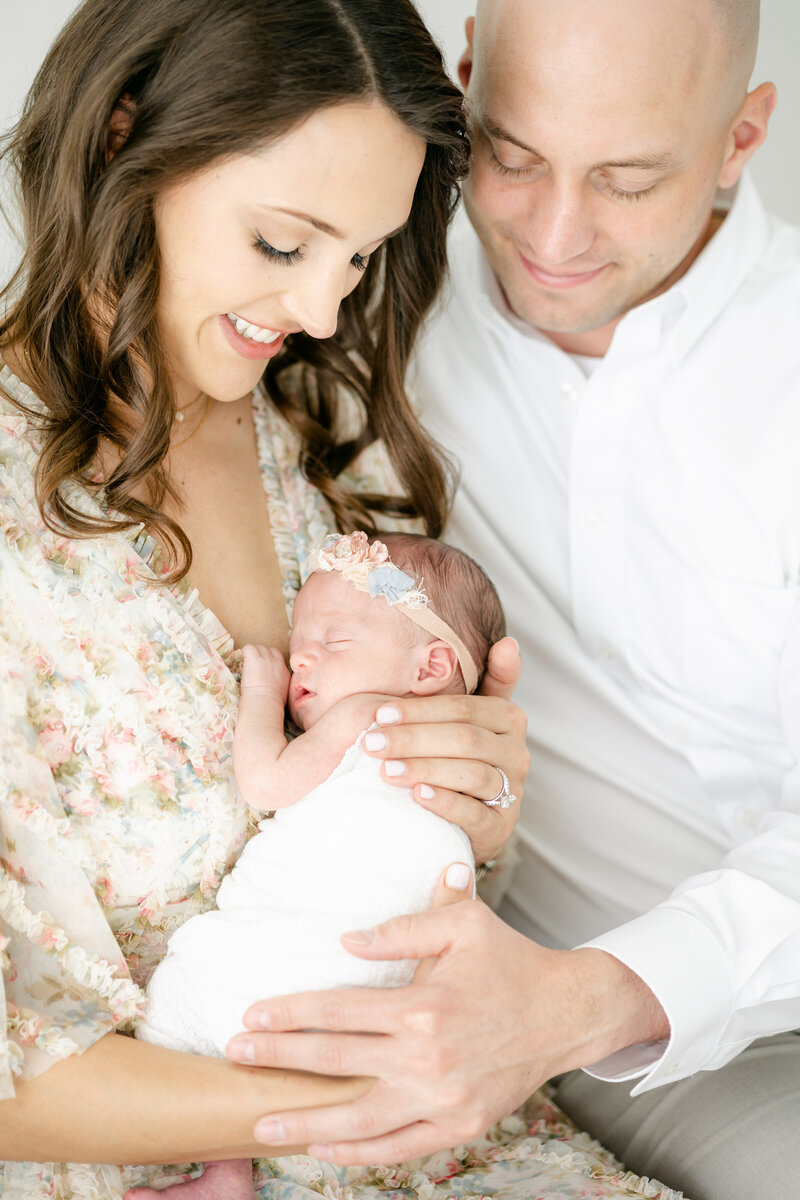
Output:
[312, 532, 479, 694]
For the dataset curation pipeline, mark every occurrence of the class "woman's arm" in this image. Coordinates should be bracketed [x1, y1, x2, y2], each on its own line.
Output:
[0, 1031, 369, 1164]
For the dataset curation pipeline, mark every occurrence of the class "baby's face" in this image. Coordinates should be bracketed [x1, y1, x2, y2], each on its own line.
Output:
[288, 571, 421, 730]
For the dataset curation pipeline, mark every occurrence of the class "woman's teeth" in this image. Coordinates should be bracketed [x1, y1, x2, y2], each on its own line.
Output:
[226, 312, 282, 344]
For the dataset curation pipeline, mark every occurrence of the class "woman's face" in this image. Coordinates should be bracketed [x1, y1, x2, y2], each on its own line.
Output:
[154, 100, 426, 407]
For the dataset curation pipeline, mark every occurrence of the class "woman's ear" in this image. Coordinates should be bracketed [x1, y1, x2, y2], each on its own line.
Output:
[106, 94, 136, 164]
[410, 640, 460, 695]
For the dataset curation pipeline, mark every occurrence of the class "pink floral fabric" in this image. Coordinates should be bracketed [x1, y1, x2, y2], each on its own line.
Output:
[0, 364, 686, 1199]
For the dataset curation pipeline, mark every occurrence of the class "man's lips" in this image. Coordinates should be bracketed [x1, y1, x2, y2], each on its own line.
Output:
[519, 252, 609, 290]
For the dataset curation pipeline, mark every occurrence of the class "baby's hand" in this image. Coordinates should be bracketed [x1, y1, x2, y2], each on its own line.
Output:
[240, 644, 290, 700]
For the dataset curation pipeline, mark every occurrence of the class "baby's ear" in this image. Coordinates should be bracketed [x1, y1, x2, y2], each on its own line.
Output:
[410, 640, 459, 695]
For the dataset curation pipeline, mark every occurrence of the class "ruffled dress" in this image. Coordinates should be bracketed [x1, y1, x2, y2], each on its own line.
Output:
[0, 364, 686, 1199]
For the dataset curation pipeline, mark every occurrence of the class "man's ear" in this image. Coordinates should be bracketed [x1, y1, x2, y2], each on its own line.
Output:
[106, 94, 136, 164]
[457, 16, 476, 91]
[717, 81, 777, 190]
[410, 640, 460, 695]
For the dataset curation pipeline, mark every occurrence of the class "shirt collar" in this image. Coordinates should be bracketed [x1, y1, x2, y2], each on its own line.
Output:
[455, 170, 772, 365]
[660, 171, 772, 365]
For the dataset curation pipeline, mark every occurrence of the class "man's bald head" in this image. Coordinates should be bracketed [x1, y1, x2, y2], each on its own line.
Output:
[473, 0, 760, 120]
[710, 0, 760, 85]
[460, 0, 775, 353]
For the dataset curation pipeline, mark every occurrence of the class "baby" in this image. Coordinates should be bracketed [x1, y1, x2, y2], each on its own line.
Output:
[127, 530, 506, 1200]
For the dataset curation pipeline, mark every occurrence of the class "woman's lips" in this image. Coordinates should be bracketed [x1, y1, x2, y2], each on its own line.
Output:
[218, 313, 287, 360]
[519, 253, 609, 290]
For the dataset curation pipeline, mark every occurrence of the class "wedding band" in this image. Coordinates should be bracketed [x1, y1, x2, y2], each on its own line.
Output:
[484, 765, 517, 810]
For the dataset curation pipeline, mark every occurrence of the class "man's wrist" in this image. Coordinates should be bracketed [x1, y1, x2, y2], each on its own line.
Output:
[569, 947, 670, 1065]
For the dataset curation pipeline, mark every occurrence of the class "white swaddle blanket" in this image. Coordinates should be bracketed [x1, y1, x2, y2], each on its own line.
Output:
[139, 729, 473, 1056]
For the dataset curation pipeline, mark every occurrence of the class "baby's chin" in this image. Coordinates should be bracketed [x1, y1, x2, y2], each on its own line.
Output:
[288, 696, 317, 732]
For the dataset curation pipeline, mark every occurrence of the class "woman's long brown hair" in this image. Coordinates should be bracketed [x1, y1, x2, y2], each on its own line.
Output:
[0, 0, 468, 579]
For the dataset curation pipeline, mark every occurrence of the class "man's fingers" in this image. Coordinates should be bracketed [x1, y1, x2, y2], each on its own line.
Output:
[238, 984, 405, 1035]
[253, 1090, 425, 1160]
[339, 902, 476, 963]
[227, 1029, 395, 1076]
[479, 636, 522, 700]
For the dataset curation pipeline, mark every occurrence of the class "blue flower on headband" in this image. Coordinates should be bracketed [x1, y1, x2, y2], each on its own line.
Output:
[367, 565, 416, 604]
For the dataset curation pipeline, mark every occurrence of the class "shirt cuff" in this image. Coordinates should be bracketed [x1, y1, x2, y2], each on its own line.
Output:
[578, 906, 734, 1093]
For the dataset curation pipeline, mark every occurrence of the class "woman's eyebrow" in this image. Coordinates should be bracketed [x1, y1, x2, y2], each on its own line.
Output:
[261, 205, 407, 241]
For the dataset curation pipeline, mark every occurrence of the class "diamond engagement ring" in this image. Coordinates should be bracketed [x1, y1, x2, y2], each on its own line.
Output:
[484, 765, 517, 810]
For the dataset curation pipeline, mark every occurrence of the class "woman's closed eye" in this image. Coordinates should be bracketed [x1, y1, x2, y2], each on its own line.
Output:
[254, 234, 370, 272]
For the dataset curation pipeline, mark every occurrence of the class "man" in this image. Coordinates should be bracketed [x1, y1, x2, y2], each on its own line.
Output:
[228, 3, 800, 1196]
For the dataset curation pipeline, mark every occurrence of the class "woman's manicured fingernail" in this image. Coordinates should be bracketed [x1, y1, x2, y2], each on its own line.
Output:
[445, 862, 473, 890]
[342, 928, 375, 945]
[365, 731, 387, 751]
[508, 637, 520, 654]
[227, 1036, 255, 1063]
[256, 1008, 271, 1029]
[255, 1118, 286, 1145]
[376, 705, 401, 724]
[385, 759, 406, 777]
[419, 784, 435, 800]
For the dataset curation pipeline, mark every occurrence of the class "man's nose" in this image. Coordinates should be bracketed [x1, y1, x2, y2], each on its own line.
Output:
[523, 178, 595, 265]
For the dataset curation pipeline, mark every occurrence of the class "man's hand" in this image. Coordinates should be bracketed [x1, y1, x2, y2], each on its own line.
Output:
[226, 900, 669, 1165]
[364, 637, 528, 863]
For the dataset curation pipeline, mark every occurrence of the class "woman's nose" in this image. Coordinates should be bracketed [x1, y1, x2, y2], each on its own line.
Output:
[281, 271, 343, 341]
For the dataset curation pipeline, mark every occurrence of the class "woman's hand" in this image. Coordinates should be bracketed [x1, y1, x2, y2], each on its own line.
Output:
[363, 636, 528, 863]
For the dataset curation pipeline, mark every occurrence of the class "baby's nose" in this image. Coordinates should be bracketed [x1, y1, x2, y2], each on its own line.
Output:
[289, 645, 311, 672]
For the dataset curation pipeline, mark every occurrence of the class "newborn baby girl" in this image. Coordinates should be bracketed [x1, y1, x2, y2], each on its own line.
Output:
[127, 530, 506, 1200]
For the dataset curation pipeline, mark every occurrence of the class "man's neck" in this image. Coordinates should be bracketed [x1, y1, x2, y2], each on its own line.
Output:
[539, 209, 726, 360]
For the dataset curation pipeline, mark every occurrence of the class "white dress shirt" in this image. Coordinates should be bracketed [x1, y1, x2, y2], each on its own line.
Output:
[414, 174, 800, 1092]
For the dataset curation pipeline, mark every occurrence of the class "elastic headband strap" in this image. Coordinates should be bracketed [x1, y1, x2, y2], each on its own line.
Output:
[398, 604, 479, 695]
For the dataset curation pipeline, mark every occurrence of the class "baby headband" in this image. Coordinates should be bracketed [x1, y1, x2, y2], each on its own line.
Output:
[311, 531, 479, 694]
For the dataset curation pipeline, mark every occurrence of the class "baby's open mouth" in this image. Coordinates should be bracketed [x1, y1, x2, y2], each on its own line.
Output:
[293, 684, 315, 705]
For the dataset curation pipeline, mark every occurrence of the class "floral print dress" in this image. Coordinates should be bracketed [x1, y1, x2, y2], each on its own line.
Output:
[0, 364, 686, 1200]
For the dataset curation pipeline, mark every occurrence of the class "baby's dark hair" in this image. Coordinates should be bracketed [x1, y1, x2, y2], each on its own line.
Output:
[379, 532, 506, 694]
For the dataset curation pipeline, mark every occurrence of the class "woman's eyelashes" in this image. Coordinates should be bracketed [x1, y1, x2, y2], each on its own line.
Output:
[254, 233, 370, 271]
[255, 234, 304, 265]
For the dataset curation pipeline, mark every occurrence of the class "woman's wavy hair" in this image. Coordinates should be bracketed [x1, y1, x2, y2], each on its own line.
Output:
[0, 0, 468, 578]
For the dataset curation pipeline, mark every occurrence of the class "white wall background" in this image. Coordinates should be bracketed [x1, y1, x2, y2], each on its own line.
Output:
[1, 0, 798, 284]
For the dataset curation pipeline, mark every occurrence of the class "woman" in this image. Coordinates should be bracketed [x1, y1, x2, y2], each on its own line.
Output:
[0, 2, 681, 1197]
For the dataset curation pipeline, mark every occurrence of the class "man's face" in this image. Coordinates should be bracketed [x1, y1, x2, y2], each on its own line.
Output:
[461, 0, 743, 349]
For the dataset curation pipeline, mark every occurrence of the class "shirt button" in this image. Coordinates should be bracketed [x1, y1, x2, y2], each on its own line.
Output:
[741, 809, 761, 830]
[596, 642, 617, 662]
[587, 510, 606, 532]
[561, 381, 579, 402]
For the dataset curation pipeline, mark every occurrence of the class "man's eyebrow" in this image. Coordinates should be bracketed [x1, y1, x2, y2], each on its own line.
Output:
[596, 152, 680, 172]
[482, 118, 540, 156]
[482, 118, 678, 173]
[263, 206, 407, 241]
